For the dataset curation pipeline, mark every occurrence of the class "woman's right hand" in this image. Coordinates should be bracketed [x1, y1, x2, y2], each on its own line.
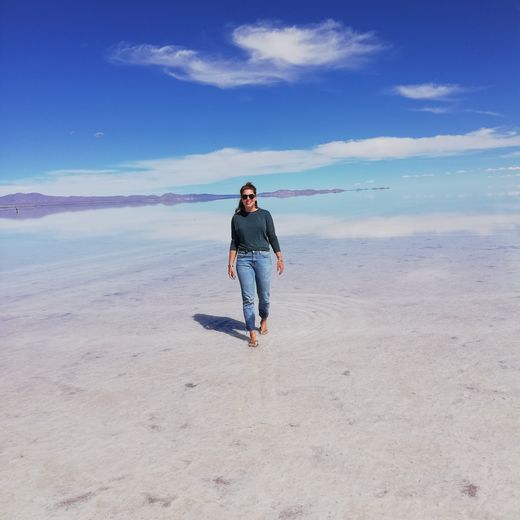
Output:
[228, 265, 236, 279]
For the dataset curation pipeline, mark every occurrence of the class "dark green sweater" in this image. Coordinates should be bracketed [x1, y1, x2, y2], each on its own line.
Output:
[230, 208, 281, 253]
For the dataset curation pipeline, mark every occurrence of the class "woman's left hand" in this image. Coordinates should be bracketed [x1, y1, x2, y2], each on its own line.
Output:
[277, 258, 284, 275]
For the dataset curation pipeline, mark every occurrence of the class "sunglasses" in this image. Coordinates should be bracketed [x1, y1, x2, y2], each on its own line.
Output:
[241, 194, 256, 200]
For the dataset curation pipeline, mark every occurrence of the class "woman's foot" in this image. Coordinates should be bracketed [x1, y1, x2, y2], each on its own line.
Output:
[259, 319, 268, 335]
[248, 331, 258, 348]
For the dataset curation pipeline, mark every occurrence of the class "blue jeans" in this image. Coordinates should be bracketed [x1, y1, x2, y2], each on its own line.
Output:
[236, 251, 272, 332]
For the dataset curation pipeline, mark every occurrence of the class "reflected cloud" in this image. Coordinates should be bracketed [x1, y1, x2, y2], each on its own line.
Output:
[1, 205, 519, 241]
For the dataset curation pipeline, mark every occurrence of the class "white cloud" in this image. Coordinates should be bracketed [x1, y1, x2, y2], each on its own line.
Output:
[315, 128, 520, 160]
[94, 132, 105, 138]
[2, 128, 520, 196]
[109, 20, 384, 88]
[232, 20, 381, 67]
[393, 83, 464, 100]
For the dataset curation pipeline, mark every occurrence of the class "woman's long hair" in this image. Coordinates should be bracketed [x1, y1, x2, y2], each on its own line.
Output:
[235, 182, 258, 214]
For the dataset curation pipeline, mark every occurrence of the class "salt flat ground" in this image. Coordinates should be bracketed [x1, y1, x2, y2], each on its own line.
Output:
[1, 234, 519, 520]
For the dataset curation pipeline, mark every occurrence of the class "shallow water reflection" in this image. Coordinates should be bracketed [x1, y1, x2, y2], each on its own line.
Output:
[1, 185, 519, 271]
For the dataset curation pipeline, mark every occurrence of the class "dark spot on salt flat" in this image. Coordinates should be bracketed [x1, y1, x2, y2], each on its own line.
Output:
[56, 491, 96, 509]
[499, 359, 520, 371]
[342, 370, 351, 376]
[145, 494, 176, 507]
[214, 476, 231, 486]
[110, 475, 128, 482]
[462, 483, 479, 497]
[185, 382, 198, 388]
[180, 423, 189, 429]
[161, 347, 172, 352]
[82, 351, 104, 360]
[279, 505, 304, 519]
[131, 352, 143, 358]
[375, 489, 389, 498]
[148, 423, 162, 432]
[288, 423, 300, 428]
[58, 383, 84, 396]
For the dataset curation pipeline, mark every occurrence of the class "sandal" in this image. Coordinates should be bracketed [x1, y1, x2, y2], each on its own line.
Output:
[259, 320, 268, 335]
[248, 339, 259, 348]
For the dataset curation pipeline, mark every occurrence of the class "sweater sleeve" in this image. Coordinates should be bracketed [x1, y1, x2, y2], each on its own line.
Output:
[229, 216, 238, 251]
[265, 211, 281, 253]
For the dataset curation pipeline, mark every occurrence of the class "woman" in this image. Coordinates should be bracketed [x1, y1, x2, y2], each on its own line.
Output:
[228, 182, 284, 348]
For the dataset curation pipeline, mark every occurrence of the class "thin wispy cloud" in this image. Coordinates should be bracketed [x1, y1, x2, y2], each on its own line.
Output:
[2, 128, 520, 196]
[109, 20, 384, 88]
[502, 151, 520, 158]
[464, 109, 502, 117]
[402, 173, 436, 178]
[394, 83, 500, 118]
[411, 107, 451, 114]
[392, 83, 465, 100]
[486, 165, 520, 172]
[411, 107, 502, 117]
[94, 132, 105, 138]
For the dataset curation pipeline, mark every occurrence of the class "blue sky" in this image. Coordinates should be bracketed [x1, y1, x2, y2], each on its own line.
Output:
[1, 0, 519, 196]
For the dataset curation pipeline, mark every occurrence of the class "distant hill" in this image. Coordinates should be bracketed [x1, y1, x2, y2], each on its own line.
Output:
[0, 191, 233, 206]
[0, 187, 388, 208]
[0, 187, 390, 220]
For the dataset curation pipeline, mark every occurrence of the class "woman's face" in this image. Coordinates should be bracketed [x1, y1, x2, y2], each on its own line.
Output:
[241, 189, 256, 210]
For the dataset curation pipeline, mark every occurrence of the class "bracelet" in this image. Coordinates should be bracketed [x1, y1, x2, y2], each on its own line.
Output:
[228, 264, 234, 268]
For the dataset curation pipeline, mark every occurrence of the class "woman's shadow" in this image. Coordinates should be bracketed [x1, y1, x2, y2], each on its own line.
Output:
[193, 314, 248, 342]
